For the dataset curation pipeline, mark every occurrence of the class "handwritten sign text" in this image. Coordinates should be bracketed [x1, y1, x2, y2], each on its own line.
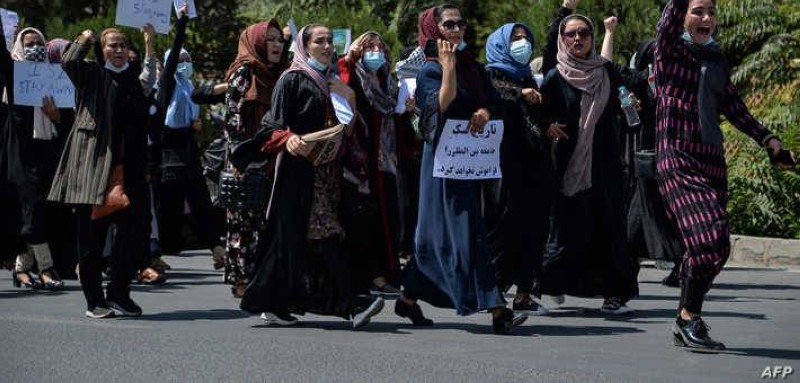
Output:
[116, 0, 173, 34]
[13, 61, 76, 108]
[433, 119, 504, 180]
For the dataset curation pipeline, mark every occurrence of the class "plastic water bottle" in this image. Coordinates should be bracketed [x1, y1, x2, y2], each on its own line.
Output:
[618, 86, 641, 127]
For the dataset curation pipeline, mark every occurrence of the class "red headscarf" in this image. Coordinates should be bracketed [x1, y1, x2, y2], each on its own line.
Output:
[416, 6, 487, 107]
[417, 7, 443, 60]
[225, 19, 287, 107]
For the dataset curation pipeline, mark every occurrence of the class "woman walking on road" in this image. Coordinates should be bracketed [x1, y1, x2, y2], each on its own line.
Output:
[656, 0, 794, 351]
[237, 24, 384, 328]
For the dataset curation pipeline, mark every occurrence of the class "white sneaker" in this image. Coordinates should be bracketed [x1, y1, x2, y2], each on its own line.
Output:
[512, 298, 550, 316]
[351, 297, 385, 329]
[261, 311, 299, 326]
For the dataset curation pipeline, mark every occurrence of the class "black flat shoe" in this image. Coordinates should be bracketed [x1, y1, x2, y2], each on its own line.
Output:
[394, 300, 434, 326]
[662, 269, 680, 288]
[673, 317, 726, 351]
[492, 308, 527, 335]
[12, 271, 40, 289]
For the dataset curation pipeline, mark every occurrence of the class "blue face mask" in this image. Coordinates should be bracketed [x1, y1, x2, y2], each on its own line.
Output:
[457, 40, 467, 51]
[361, 51, 386, 72]
[509, 39, 532, 65]
[307, 57, 329, 71]
[176, 62, 194, 79]
[682, 31, 715, 46]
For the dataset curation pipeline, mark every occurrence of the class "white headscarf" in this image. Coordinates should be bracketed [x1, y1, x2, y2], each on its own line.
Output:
[11, 27, 58, 140]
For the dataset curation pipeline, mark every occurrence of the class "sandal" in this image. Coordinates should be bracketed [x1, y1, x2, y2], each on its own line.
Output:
[13, 270, 41, 289]
[137, 267, 166, 285]
[39, 268, 64, 290]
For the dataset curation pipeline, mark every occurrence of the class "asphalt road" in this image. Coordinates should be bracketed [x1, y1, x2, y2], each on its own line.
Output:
[1, 252, 798, 382]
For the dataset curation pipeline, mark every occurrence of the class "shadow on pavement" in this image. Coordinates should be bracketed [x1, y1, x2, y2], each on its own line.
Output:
[143, 309, 249, 321]
[711, 283, 800, 291]
[722, 347, 800, 361]
[633, 308, 767, 320]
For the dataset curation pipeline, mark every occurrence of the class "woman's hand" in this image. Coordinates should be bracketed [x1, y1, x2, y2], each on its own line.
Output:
[468, 108, 490, 134]
[604, 16, 618, 34]
[547, 122, 569, 140]
[78, 29, 95, 44]
[563, 0, 580, 10]
[521, 88, 542, 104]
[177, 2, 189, 19]
[437, 39, 457, 71]
[286, 134, 311, 157]
[41, 96, 60, 124]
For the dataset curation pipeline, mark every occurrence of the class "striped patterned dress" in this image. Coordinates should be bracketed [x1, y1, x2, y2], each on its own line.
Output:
[654, 0, 773, 280]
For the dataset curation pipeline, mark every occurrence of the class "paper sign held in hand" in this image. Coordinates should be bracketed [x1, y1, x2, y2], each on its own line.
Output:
[173, 0, 198, 19]
[433, 119, 504, 180]
[1, 8, 19, 51]
[116, 0, 173, 34]
[13, 61, 76, 108]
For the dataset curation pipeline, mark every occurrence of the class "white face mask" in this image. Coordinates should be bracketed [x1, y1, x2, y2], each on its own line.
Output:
[104, 61, 129, 73]
[509, 39, 532, 64]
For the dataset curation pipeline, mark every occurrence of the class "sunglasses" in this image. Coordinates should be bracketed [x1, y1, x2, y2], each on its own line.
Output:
[441, 19, 467, 31]
[562, 28, 592, 39]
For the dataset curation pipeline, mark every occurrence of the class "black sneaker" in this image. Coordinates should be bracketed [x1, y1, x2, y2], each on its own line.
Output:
[351, 297, 385, 329]
[85, 306, 115, 319]
[107, 297, 143, 317]
[513, 298, 550, 316]
[492, 308, 526, 335]
[662, 270, 681, 288]
[260, 311, 300, 326]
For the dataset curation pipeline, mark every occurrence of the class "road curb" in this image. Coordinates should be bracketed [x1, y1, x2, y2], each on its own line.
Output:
[729, 234, 800, 267]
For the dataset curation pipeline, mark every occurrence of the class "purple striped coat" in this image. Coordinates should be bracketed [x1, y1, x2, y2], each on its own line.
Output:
[654, 0, 773, 280]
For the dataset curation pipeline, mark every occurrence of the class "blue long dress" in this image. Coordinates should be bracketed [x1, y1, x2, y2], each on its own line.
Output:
[401, 60, 502, 315]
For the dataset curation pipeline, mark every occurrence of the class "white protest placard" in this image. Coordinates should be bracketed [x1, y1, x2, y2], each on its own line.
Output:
[288, 18, 298, 53]
[330, 91, 353, 124]
[116, 0, 173, 34]
[433, 119, 504, 180]
[394, 78, 416, 114]
[173, 0, 197, 19]
[13, 61, 76, 108]
[1, 8, 19, 51]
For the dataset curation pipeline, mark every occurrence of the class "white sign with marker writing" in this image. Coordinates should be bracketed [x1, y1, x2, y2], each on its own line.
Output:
[116, 0, 173, 34]
[1, 8, 19, 51]
[13, 61, 76, 108]
[433, 119, 504, 180]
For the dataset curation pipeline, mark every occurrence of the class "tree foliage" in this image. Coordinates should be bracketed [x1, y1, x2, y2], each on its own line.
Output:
[718, 0, 800, 238]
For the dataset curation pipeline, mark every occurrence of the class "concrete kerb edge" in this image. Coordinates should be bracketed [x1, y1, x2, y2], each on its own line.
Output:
[729, 234, 800, 267]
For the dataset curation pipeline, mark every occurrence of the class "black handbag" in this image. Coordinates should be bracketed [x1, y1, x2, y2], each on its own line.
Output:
[203, 137, 228, 184]
[217, 170, 269, 210]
